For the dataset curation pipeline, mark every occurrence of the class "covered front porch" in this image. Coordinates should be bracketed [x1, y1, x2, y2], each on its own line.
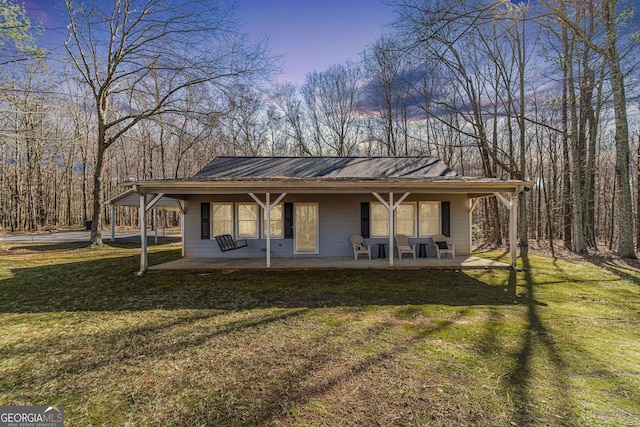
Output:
[148, 254, 510, 271]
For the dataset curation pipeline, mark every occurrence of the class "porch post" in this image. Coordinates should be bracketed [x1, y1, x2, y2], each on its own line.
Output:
[266, 193, 271, 268]
[494, 192, 518, 270]
[139, 192, 148, 274]
[510, 193, 518, 269]
[154, 207, 158, 244]
[249, 192, 287, 269]
[176, 200, 185, 257]
[110, 204, 115, 242]
[373, 191, 410, 268]
[389, 193, 394, 267]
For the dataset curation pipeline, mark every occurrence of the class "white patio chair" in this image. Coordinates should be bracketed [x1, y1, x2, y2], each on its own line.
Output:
[350, 234, 371, 260]
[433, 233, 455, 259]
[395, 234, 416, 259]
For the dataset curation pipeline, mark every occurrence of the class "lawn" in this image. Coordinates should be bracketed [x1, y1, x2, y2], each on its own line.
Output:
[0, 241, 638, 426]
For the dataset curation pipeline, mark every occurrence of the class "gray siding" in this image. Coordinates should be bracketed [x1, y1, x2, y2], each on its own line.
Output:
[183, 193, 471, 259]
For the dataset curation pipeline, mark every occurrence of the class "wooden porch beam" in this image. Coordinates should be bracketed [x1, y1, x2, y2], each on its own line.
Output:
[469, 197, 481, 215]
[175, 199, 185, 214]
[493, 192, 512, 210]
[145, 193, 165, 212]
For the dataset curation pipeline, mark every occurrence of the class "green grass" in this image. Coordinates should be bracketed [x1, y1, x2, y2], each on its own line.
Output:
[0, 242, 639, 426]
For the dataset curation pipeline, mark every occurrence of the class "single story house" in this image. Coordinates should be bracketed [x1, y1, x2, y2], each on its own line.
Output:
[125, 156, 532, 273]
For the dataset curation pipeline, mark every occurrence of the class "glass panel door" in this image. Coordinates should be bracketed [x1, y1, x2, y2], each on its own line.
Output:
[295, 203, 318, 254]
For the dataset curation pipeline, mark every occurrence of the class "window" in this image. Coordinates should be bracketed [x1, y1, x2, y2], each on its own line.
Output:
[396, 203, 416, 237]
[370, 202, 389, 237]
[211, 203, 232, 237]
[262, 203, 284, 238]
[237, 203, 259, 238]
[419, 202, 440, 236]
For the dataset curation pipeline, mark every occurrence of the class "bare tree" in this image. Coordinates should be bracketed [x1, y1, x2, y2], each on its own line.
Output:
[394, 0, 526, 245]
[64, 0, 273, 245]
[302, 61, 362, 156]
[540, 0, 637, 256]
[362, 35, 417, 156]
[602, 0, 635, 257]
[272, 82, 312, 156]
[0, 0, 43, 66]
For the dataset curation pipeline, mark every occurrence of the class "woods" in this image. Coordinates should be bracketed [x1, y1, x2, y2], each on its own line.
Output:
[1, 0, 639, 257]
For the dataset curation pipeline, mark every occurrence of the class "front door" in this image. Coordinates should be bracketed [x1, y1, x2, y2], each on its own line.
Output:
[294, 203, 318, 254]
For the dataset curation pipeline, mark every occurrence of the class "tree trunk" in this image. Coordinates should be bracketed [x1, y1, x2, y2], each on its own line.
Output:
[603, 0, 635, 257]
[563, 20, 586, 254]
[637, 134, 640, 251]
[90, 133, 107, 245]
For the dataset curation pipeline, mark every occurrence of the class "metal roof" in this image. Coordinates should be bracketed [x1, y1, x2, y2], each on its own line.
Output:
[194, 156, 457, 180]
[128, 157, 532, 196]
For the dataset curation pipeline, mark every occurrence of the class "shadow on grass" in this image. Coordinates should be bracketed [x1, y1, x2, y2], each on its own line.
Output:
[0, 248, 540, 313]
[592, 258, 640, 286]
[3, 308, 309, 382]
[507, 256, 578, 426]
[244, 310, 468, 426]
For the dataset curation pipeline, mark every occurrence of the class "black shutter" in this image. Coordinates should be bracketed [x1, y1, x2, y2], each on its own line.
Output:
[284, 202, 294, 239]
[201, 202, 210, 239]
[360, 202, 370, 237]
[441, 201, 450, 237]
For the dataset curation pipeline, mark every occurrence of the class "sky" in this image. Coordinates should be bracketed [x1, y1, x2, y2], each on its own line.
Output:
[23, 0, 393, 85]
[235, 0, 392, 83]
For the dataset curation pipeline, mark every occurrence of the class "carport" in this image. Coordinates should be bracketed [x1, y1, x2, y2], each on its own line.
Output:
[103, 188, 182, 244]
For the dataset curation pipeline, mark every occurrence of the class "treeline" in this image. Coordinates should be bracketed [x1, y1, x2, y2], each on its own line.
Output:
[0, 0, 639, 256]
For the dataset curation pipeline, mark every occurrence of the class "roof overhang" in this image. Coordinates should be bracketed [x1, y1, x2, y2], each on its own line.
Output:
[103, 188, 181, 209]
[128, 178, 533, 198]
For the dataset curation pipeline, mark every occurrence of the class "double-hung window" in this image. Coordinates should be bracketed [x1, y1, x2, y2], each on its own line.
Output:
[370, 202, 389, 237]
[395, 202, 417, 237]
[262, 203, 284, 238]
[370, 202, 417, 237]
[237, 203, 259, 238]
[419, 201, 440, 236]
[211, 203, 233, 236]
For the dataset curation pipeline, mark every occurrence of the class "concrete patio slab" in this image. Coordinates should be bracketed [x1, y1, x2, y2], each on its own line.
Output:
[148, 255, 510, 271]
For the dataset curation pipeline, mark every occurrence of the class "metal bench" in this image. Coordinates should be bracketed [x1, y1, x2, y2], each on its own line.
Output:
[214, 234, 248, 252]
